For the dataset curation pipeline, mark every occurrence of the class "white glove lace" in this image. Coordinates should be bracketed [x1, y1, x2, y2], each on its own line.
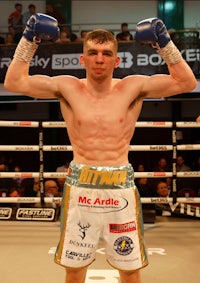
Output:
[13, 37, 39, 63]
[157, 41, 183, 65]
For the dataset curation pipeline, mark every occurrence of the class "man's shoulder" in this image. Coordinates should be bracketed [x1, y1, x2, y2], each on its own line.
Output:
[183, 164, 191, 171]
[56, 75, 83, 92]
[116, 32, 123, 38]
[8, 11, 19, 18]
[56, 75, 80, 82]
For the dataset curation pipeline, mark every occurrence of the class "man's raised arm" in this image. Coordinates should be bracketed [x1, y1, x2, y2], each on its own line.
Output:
[4, 13, 60, 98]
[135, 18, 197, 98]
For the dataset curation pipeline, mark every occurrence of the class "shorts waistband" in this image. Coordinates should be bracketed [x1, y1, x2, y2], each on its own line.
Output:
[66, 161, 135, 189]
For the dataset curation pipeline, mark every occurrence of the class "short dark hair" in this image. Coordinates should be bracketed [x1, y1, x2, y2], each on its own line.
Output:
[28, 4, 36, 9]
[15, 3, 22, 8]
[84, 29, 118, 52]
[121, 23, 128, 27]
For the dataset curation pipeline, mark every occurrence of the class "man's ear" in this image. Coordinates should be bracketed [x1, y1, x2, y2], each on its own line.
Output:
[80, 55, 85, 67]
[114, 56, 120, 68]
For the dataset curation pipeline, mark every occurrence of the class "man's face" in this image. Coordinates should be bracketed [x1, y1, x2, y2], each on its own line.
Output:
[159, 159, 167, 169]
[80, 40, 120, 81]
[122, 26, 128, 32]
[16, 5, 23, 13]
[29, 7, 36, 14]
[45, 181, 58, 196]
[157, 182, 169, 197]
[177, 156, 184, 166]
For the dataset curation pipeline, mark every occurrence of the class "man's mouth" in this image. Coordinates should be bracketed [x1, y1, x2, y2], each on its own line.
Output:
[93, 68, 104, 73]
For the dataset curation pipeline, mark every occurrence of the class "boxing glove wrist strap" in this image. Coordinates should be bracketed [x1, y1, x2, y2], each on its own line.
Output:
[157, 41, 183, 65]
[13, 37, 39, 63]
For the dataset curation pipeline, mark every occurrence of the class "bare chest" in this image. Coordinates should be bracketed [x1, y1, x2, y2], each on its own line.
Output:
[60, 86, 142, 138]
[75, 96, 128, 128]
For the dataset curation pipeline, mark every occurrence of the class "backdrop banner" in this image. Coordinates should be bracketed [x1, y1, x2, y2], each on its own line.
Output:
[0, 40, 200, 83]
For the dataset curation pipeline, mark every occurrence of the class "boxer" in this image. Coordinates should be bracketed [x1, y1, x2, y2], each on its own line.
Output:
[4, 15, 197, 283]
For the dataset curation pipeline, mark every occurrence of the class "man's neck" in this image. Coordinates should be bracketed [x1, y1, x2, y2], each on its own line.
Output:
[86, 76, 113, 96]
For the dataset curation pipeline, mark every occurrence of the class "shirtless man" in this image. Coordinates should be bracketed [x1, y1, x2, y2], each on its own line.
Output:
[4, 14, 197, 283]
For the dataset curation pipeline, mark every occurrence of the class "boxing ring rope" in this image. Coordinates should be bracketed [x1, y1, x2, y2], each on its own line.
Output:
[0, 197, 199, 204]
[0, 120, 200, 220]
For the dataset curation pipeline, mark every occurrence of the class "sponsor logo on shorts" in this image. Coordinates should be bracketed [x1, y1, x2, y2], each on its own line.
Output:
[77, 221, 91, 240]
[113, 236, 134, 256]
[78, 167, 127, 186]
[65, 250, 92, 261]
[109, 221, 136, 233]
[69, 239, 95, 249]
[78, 196, 128, 213]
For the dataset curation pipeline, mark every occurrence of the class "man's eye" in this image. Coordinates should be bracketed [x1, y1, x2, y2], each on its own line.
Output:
[89, 51, 96, 55]
[104, 52, 112, 56]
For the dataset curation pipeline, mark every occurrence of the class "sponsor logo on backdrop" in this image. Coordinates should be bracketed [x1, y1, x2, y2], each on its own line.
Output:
[52, 54, 83, 69]
[16, 208, 55, 220]
[0, 207, 12, 219]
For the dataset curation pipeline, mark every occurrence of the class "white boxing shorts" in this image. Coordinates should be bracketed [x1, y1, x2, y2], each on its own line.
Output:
[54, 161, 148, 271]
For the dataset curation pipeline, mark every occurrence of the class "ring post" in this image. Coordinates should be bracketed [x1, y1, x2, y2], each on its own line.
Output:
[39, 121, 45, 206]
[172, 122, 177, 204]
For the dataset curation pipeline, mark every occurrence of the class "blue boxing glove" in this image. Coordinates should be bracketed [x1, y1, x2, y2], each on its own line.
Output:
[135, 18, 170, 49]
[135, 17, 183, 65]
[23, 13, 60, 43]
[14, 13, 60, 62]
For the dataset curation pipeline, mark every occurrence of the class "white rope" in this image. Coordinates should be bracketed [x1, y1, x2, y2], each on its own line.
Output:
[2, 144, 199, 152]
[43, 172, 67, 178]
[0, 171, 173, 178]
[42, 121, 173, 128]
[1, 171, 200, 179]
[134, 172, 173, 178]
[0, 121, 39, 127]
[141, 197, 200, 204]
[0, 197, 61, 203]
[0, 144, 174, 152]
[4, 171, 200, 179]
[129, 145, 173, 151]
[135, 121, 173, 128]
[177, 144, 200, 150]
[42, 121, 175, 128]
[0, 196, 199, 204]
[177, 171, 200, 178]
[43, 145, 73, 151]
[0, 172, 39, 178]
[0, 145, 39, 151]
[1, 120, 199, 129]
[17, 144, 200, 152]
[0, 145, 174, 152]
[42, 121, 66, 128]
[176, 121, 200, 128]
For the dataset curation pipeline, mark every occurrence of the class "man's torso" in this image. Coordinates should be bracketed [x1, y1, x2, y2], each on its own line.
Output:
[57, 76, 144, 166]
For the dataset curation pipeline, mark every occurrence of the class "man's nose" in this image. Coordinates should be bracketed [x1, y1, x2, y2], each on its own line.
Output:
[96, 53, 104, 62]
